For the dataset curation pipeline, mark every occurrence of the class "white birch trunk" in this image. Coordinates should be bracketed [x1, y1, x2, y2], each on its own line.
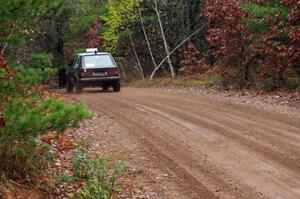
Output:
[139, 11, 157, 69]
[154, 0, 175, 79]
[129, 34, 144, 79]
[150, 24, 208, 81]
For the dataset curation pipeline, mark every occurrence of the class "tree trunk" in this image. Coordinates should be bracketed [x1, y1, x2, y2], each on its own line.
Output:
[129, 34, 144, 79]
[154, 0, 175, 79]
[139, 11, 157, 69]
[150, 24, 208, 81]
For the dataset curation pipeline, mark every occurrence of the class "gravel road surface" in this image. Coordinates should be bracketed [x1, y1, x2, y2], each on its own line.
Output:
[73, 87, 300, 199]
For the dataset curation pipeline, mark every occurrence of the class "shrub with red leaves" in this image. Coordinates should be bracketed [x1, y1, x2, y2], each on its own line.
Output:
[180, 43, 204, 76]
[197, 0, 300, 90]
[247, 1, 300, 89]
[283, 0, 300, 22]
[200, 0, 250, 88]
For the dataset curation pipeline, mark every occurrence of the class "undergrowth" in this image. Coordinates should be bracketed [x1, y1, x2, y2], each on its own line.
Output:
[134, 74, 222, 89]
[60, 140, 127, 199]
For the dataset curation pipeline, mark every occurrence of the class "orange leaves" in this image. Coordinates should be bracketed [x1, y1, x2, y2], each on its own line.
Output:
[181, 43, 207, 76]
[41, 134, 76, 151]
[40, 134, 55, 144]
[57, 136, 77, 151]
[201, 0, 250, 86]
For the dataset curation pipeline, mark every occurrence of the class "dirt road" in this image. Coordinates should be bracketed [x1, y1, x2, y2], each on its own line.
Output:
[74, 87, 300, 199]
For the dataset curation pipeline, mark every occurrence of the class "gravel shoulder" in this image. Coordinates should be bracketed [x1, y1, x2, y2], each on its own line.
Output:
[70, 87, 300, 199]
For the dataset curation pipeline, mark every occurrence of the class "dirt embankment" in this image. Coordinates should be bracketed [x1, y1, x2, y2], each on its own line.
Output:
[72, 87, 300, 199]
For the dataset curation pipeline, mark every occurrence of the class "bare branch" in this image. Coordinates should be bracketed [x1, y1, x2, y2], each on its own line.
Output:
[139, 10, 157, 69]
[129, 34, 144, 79]
[150, 23, 209, 81]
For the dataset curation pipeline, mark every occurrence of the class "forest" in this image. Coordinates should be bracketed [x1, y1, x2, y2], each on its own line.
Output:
[1, 0, 299, 89]
[0, 0, 299, 198]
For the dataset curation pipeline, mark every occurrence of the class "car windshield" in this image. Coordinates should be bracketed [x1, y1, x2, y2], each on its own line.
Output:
[83, 55, 115, 68]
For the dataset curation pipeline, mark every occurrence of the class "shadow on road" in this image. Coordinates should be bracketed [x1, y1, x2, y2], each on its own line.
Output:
[55, 88, 117, 95]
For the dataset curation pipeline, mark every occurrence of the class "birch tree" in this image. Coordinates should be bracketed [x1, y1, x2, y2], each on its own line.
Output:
[130, 34, 145, 79]
[149, 24, 208, 81]
[139, 10, 157, 69]
[154, 0, 175, 79]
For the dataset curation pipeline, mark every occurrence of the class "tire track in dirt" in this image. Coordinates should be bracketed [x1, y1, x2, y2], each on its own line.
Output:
[130, 88, 300, 130]
[75, 87, 300, 199]
[135, 99, 300, 172]
[103, 96, 300, 199]
[107, 92, 300, 173]
[114, 90, 300, 170]
[80, 95, 261, 199]
[84, 96, 220, 199]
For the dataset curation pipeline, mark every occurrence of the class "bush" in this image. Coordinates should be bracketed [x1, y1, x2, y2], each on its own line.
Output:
[231, 72, 247, 89]
[0, 141, 54, 181]
[201, 0, 299, 91]
[286, 77, 300, 90]
[72, 142, 127, 199]
[261, 76, 285, 91]
[243, 2, 289, 20]
[0, 96, 93, 181]
[31, 53, 54, 69]
[75, 178, 111, 199]
[29, 53, 57, 83]
[0, 61, 93, 184]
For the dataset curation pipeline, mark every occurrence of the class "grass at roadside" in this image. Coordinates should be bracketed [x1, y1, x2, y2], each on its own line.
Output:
[0, 135, 128, 199]
[132, 74, 222, 89]
[59, 140, 127, 199]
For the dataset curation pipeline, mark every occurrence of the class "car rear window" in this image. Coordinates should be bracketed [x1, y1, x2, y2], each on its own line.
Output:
[83, 55, 115, 68]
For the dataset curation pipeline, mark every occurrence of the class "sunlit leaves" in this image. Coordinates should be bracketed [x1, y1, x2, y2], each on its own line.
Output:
[102, 0, 142, 54]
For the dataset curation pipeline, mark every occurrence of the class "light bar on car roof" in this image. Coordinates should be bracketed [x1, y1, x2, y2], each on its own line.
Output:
[86, 48, 98, 53]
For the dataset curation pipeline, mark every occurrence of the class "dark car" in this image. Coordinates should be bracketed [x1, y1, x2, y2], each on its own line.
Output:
[66, 50, 121, 93]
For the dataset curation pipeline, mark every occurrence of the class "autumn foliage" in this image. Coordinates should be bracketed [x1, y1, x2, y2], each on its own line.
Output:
[86, 19, 104, 48]
[180, 43, 203, 76]
[202, 0, 250, 88]
[182, 0, 300, 90]
[65, 19, 104, 63]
